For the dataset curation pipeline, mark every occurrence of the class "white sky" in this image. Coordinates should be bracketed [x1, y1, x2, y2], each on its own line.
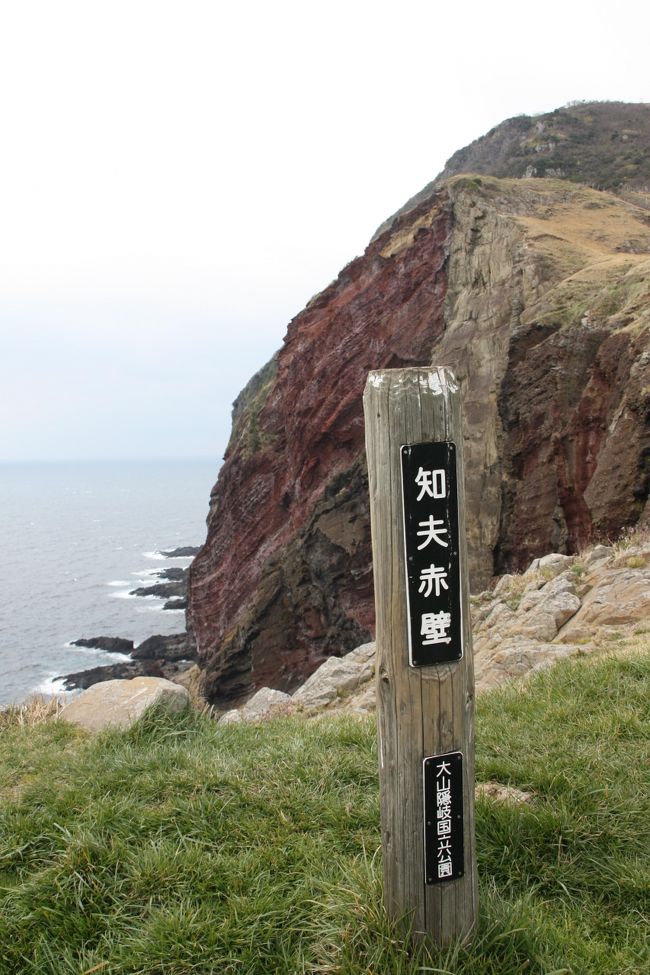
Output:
[1, 0, 648, 461]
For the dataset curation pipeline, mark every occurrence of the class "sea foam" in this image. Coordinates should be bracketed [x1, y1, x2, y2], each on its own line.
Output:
[33, 675, 74, 698]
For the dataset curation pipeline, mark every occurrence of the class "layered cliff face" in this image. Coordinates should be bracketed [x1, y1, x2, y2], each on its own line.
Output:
[188, 175, 650, 706]
[188, 194, 452, 704]
[438, 177, 649, 576]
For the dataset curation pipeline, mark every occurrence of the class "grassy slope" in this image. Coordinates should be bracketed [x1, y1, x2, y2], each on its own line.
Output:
[374, 102, 650, 239]
[0, 651, 648, 975]
[439, 102, 650, 194]
[446, 175, 650, 333]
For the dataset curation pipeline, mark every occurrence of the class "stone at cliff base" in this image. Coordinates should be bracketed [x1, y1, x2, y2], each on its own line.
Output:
[585, 545, 614, 566]
[218, 686, 294, 725]
[474, 640, 580, 690]
[292, 653, 375, 711]
[58, 677, 189, 733]
[525, 553, 575, 579]
[344, 641, 376, 663]
[560, 566, 650, 632]
[218, 709, 243, 725]
[172, 664, 206, 707]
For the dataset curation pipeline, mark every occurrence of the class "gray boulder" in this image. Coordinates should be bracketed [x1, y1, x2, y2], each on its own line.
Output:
[58, 676, 189, 733]
[293, 653, 374, 711]
[219, 687, 294, 725]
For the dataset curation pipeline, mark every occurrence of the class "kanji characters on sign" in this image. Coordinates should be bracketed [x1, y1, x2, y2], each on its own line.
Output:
[415, 466, 446, 501]
[416, 515, 448, 549]
[435, 759, 454, 877]
[418, 564, 448, 598]
[401, 441, 462, 666]
[421, 611, 452, 645]
[424, 751, 464, 885]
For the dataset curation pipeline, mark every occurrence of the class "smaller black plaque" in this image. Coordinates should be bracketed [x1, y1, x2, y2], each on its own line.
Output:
[423, 750, 464, 885]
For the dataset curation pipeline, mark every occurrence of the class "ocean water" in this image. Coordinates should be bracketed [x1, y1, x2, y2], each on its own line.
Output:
[0, 460, 216, 707]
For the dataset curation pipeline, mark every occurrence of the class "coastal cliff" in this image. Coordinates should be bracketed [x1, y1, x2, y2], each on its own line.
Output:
[188, 105, 650, 707]
[188, 193, 452, 703]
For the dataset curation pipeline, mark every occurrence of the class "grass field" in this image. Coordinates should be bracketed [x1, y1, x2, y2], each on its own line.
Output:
[1, 650, 648, 975]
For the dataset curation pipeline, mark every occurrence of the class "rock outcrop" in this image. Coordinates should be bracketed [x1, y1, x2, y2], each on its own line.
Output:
[189, 106, 650, 708]
[71, 636, 134, 654]
[59, 632, 196, 691]
[217, 534, 649, 723]
[58, 677, 189, 733]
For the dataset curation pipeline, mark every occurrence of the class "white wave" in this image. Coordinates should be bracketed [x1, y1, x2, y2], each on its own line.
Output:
[63, 641, 131, 663]
[62, 641, 133, 661]
[75, 648, 132, 662]
[33, 675, 74, 698]
[151, 551, 195, 562]
[107, 579, 131, 587]
[112, 592, 165, 605]
[123, 577, 162, 588]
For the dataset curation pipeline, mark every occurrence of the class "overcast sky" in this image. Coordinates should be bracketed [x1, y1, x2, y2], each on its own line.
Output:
[1, 0, 648, 462]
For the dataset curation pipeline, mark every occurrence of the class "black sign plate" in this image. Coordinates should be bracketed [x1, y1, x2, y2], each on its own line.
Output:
[423, 751, 464, 884]
[401, 441, 462, 666]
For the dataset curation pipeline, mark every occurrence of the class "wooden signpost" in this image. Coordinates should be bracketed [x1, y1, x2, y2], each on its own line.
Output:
[363, 367, 478, 945]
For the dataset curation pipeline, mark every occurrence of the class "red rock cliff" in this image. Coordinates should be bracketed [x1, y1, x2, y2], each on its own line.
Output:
[188, 176, 650, 706]
[188, 192, 452, 704]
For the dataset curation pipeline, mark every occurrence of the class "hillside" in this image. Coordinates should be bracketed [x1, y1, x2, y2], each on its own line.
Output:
[1, 650, 649, 973]
[441, 101, 650, 192]
[188, 171, 650, 706]
[374, 101, 650, 238]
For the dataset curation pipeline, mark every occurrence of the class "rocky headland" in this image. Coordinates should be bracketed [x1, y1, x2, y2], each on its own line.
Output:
[57, 103, 650, 711]
[187, 101, 650, 709]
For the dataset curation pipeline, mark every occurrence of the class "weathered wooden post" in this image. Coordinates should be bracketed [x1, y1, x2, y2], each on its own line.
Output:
[363, 366, 478, 945]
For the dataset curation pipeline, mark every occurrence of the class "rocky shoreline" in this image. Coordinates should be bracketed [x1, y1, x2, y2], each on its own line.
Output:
[128, 566, 189, 610]
[57, 534, 649, 714]
[53, 533, 650, 735]
[59, 550, 199, 691]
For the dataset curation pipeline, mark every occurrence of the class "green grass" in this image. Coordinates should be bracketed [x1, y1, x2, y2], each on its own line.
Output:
[1, 652, 648, 974]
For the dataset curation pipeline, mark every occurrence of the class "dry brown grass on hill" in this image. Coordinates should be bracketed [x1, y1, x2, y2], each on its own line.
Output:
[0, 694, 66, 730]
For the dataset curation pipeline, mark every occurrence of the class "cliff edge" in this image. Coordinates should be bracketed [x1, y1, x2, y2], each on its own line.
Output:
[188, 106, 650, 707]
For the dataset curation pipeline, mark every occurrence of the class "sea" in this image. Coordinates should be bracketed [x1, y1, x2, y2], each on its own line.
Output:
[0, 459, 217, 707]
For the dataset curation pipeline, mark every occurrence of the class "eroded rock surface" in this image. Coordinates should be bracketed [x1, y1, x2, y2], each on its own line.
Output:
[215, 536, 649, 723]
[189, 169, 650, 707]
[189, 193, 452, 707]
